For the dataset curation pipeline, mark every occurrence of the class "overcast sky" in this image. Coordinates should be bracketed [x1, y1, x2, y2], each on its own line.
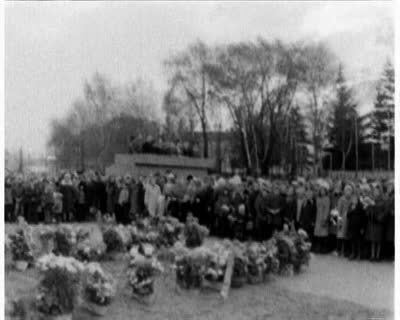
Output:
[5, 1, 394, 156]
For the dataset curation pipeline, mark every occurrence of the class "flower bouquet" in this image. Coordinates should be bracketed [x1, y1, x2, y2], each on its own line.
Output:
[53, 227, 76, 257]
[263, 239, 280, 278]
[230, 254, 248, 288]
[9, 229, 34, 271]
[184, 216, 209, 248]
[246, 242, 268, 284]
[292, 229, 311, 274]
[157, 216, 184, 247]
[273, 232, 296, 275]
[129, 221, 160, 247]
[38, 226, 55, 255]
[329, 209, 339, 228]
[36, 254, 85, 320]
[127, 249, 163, 304]
[174, 246, 211, 289]
[81, 262, 116, 315]
[102, 227, 125, 259]
[75, 242, 106, 262]
[203, 244, 228, 290]
[76, 228, 91, 244]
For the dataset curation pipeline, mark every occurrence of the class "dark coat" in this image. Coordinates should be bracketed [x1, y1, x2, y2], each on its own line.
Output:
[298, 198, 316, 235]
[283, 196, 296, 224]
[366, 197, 387, 242]
[385, 193, 394, 243]
[60, 184, 78, 213]
[347, 200, 367, 240]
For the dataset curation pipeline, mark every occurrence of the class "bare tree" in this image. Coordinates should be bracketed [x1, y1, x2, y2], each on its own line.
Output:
[164, 41, 214, 158]
[302, 42, 336, 175]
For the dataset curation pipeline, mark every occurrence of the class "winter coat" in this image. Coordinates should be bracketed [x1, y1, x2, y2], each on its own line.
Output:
[144, 183, 161, 216]
[385, 193, 394, 243]
[366, 196, 387, 243]
[337, 196, 351, 239]
[60, 184, 77, 213]
[283, 196, 296, 225]
[106, 181, 117, 214]
[314, 196, 330, 237]
[298, 198, 316, 235]
[346, 200, 367, 240]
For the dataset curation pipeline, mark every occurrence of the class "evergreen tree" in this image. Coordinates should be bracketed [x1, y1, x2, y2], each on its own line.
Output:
[371, 60, 394, 169]
[328, 64, 358, 170]
[288, 106, 310, 176]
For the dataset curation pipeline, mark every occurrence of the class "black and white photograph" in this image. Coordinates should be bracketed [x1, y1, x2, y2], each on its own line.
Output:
[3, 1, 396, 320]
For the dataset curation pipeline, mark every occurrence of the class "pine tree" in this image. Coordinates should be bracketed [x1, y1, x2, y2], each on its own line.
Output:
[328, 64, 358, 170]
[288, 106, 310, 176]
[371, 60, 394, 169]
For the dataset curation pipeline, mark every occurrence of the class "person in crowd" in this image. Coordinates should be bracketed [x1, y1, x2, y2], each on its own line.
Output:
[106, 175, 117, 217]
[164, 173, 180, 219]
[366, 185, 387, 261]
[314, 185, 330, 253]
[384, 180, 394, 260]
[255, 181, 270, 241]
[347, 192, 367, 260]
[60, 173, 77, 222]
[245, 179, 259, 239]
[136, 176, 146, 217]
[116, 180, 131, 224]
[144, 175, 162, 217]
[214, 182, 232, 238]
[53, 184, 63, 223]
[297, 187, 316, 245]
[267, 182, 284, 235]
[42, 180, 55, 223]
[92, 172, 105, 214]
[76, 182, 87, 222]
[283, 185, 296, 231]
[23, 177, 36, 223]
[198, 176, 215, 233]
[129, 177, 139, 221]
[5, 177, 14, 222]
[336, 184, 353, 256]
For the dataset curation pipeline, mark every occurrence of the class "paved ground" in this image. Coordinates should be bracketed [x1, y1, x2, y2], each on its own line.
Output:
[277, 253, 394, 312]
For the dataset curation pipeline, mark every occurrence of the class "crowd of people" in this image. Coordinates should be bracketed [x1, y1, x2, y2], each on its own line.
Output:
[4, 170, 394, 261]
[128, 134, 201, 157]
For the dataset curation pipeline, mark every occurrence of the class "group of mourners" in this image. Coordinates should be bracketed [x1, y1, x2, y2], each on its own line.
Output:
[4, 170, 394, 261]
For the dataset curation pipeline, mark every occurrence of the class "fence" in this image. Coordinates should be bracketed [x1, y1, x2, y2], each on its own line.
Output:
[326, 170, 394, 180]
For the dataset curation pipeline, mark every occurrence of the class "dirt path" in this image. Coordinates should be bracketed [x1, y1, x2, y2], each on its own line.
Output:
[277, 253, 394, 311]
